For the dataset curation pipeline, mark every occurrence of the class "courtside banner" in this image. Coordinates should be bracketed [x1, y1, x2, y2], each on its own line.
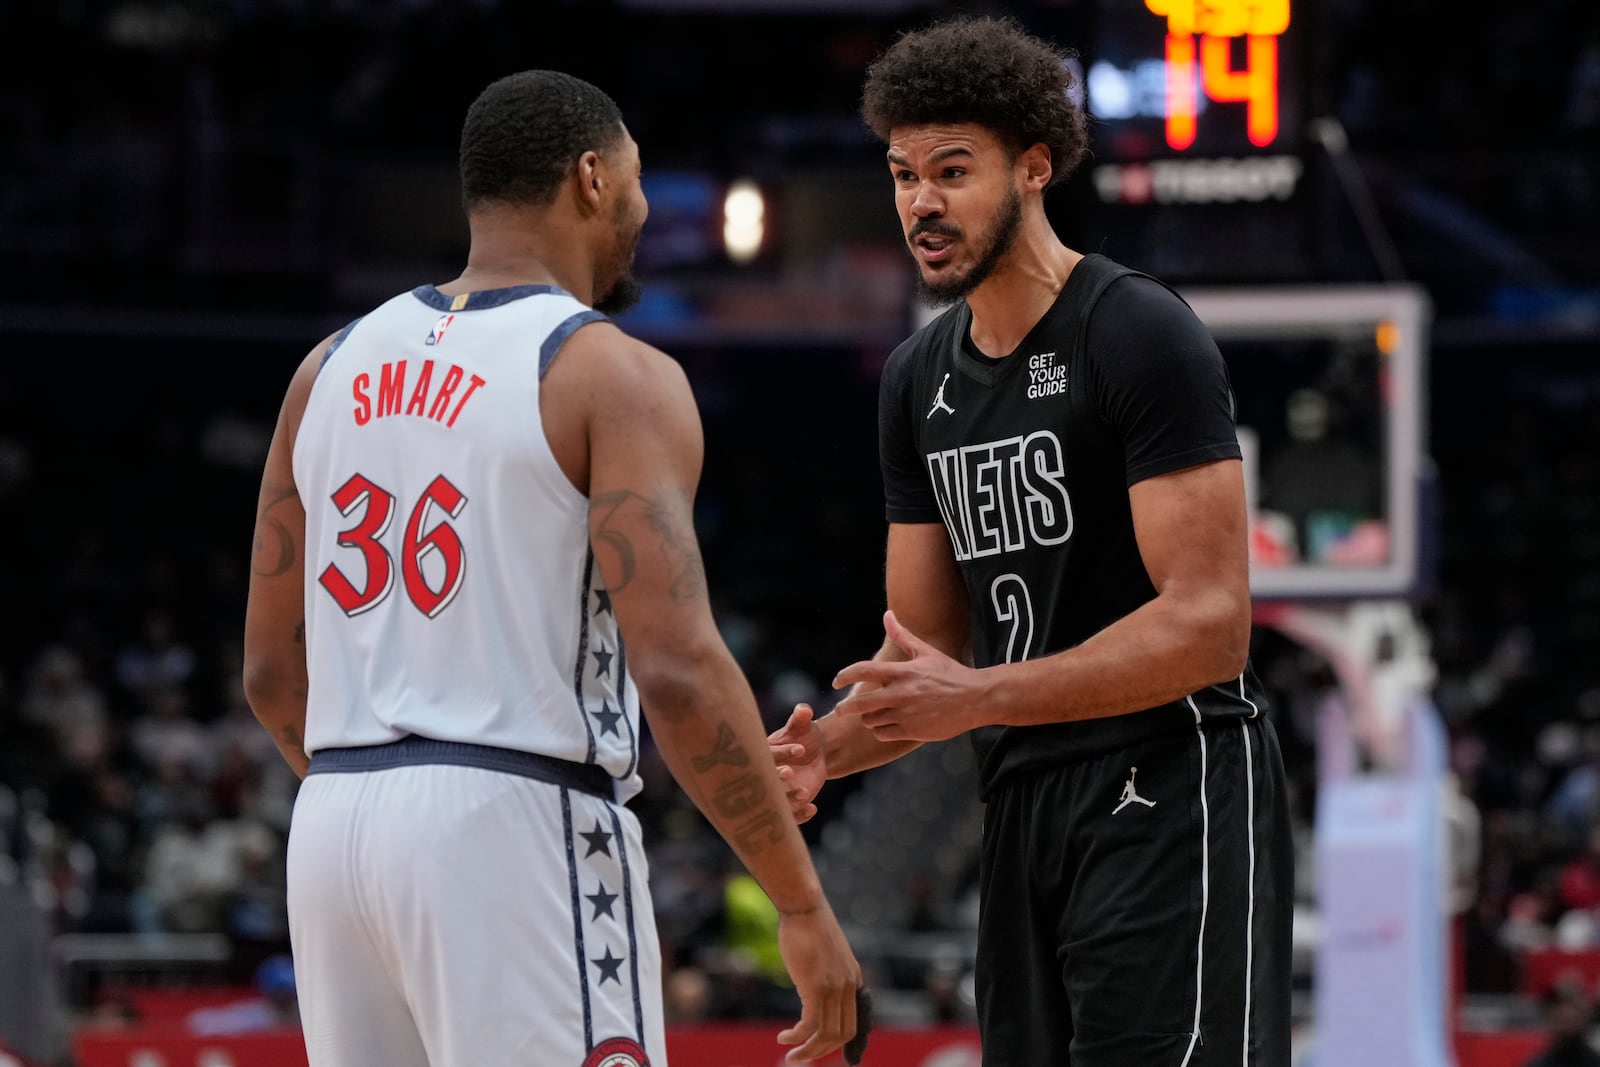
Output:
[71, 1025, 983, 1067]
[68, 1022, 1544, 1067]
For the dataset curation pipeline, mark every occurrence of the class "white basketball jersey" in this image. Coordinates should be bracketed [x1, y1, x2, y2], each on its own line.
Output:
[293, 284, 642, 801]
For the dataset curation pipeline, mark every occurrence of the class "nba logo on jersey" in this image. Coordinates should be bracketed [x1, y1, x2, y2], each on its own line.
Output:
[424, 313, 456, 346]
[583, 1037, 649, 1067]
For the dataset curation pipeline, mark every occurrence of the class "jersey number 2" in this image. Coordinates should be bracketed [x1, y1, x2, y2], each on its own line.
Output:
[990, 573, 1035, 663]
[319, 473, 468, 618]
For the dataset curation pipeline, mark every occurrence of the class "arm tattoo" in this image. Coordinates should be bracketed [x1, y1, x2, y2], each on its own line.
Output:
[641, 485, 708, 604]
[252, 481, 299, 577]
[670, 729, 784, 859]
[730, 810, 785, 856]
[710, 773, 764, 818]
[590, 490, 638, 589]
[590, 483, 707, 603]
[691, 722, 750, 772]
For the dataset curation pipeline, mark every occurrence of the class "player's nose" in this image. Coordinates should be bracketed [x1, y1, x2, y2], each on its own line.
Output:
[909, 182, 944, 217]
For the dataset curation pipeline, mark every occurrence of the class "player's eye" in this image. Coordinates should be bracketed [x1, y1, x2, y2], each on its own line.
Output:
[943, 167, 967, 179]
[894, 170, 917, 183]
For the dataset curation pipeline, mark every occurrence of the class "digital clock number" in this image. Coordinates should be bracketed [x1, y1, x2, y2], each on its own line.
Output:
[1144, 0, 1289, 150]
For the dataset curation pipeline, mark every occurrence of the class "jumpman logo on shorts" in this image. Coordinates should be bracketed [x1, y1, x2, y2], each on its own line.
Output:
[1114, 767, 1157, 814]
[926, 373, 955, 419]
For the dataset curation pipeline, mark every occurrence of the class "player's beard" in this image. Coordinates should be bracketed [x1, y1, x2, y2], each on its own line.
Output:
[913, 184, 1023, 308]
[595, 273, 641, 316]
[595, 199, 644, 316]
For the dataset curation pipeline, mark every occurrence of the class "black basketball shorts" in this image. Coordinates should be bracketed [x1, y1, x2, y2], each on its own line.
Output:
[975, 716, 1293, 1066]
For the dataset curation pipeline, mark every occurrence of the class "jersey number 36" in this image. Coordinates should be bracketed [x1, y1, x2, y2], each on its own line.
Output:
[318, 473, 468, 619]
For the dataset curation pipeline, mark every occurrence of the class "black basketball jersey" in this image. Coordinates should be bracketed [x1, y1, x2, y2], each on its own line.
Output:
[878, 254, 1267, 796]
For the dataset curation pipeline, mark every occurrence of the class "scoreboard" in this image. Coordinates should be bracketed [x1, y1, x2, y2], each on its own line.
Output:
[1081, 0, 1317, 283]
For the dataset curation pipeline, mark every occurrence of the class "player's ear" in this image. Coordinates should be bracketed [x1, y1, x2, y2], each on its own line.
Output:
[574, 150, 604, 214]
[1019, 142, 1053, 193]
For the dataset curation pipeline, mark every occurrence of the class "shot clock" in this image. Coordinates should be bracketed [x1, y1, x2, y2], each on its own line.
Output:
[1088, 0, 1302, 160]
[1082, 0, 1317, 283]
[1146, 0, 1290, 152]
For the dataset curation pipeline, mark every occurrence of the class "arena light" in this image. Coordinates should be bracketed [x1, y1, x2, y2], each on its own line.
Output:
[722, 180, 765, 264]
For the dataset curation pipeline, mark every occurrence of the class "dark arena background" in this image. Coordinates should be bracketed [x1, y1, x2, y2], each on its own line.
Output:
[2, 2, 1599, 1065]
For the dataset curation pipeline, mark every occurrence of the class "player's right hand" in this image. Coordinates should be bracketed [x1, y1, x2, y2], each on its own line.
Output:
[775, 902, 862, 1064]
[769, 703, 827, 824]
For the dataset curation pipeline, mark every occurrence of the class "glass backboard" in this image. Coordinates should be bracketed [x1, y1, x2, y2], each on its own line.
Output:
[1181, 285, 1431, 601]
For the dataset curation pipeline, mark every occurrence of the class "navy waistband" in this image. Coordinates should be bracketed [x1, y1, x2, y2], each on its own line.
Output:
[307, 736, 615, 801]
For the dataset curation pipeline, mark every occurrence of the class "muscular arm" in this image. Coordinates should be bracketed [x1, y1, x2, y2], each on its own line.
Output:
[833, 459, 1251, 738]
[564, 328, 861, 1059]
[553, 324, 831, 914]
[242, 338, 331, 778]
[986, 458, 1250, 724]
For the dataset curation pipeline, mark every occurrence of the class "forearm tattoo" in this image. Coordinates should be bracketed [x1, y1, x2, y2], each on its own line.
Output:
[711, 774, 764, 818]
[730, 811, 785, 856]
[691, 722, 750, 772]
[685, 724, 783, 857]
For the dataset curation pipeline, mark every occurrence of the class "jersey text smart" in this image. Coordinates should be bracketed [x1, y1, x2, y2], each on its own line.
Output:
[351, 359, 487, 427]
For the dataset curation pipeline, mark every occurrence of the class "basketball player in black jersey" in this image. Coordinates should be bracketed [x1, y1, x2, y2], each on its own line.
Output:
[770, 15, 1293, 1066]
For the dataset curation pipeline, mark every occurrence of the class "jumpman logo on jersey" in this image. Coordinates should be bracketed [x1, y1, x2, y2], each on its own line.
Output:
[1114, 767, 1157, 814]
[927, 373, 955, 419]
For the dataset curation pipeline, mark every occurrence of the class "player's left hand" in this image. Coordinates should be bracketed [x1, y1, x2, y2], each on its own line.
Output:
[769, 702, 826, 824]
[831, 610, 988, 742]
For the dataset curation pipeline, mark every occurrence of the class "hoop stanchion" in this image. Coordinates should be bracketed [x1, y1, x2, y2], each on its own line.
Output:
[1259, 599, 1462, 1067]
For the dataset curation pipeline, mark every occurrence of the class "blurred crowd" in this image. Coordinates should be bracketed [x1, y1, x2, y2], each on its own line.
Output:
[0, 617, 295, 953]
[1435, 364, 1600, 997]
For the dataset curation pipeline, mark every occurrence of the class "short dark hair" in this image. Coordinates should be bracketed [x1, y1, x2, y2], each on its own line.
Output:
[861, 15, 1088, 188]
[459, 70, 625, 211]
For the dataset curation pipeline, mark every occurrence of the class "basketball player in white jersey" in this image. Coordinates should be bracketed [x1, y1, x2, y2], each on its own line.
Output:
[243, 70, 862, 1067]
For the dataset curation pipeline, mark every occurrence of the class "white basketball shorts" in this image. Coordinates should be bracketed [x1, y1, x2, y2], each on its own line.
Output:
[287, 757, 664, 1067]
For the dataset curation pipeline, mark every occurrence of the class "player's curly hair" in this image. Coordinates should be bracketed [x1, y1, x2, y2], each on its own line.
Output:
[861, 15, 1088, 189]
[459, 70, 625, 211]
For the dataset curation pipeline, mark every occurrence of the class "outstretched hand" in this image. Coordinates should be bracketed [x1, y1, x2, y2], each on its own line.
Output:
[769, 702, 826, 824]
[775, 905, 863, 1063]
[832, 610, 986, 743]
